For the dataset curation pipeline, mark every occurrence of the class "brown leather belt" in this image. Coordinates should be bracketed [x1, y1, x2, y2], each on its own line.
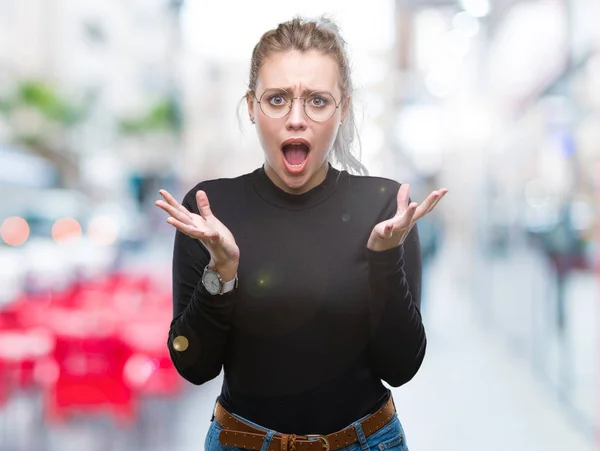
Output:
[214, 396, 396, 451]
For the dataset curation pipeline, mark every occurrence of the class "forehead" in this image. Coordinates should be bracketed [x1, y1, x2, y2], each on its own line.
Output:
[257, 50, 341, 94]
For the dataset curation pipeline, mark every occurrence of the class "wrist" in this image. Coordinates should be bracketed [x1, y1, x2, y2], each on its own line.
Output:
[208, 260, 238, 281]
[367, 235, 401, 252]
[367, 243, 401, 252]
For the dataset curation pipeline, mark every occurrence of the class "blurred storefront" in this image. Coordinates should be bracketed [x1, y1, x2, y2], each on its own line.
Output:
[392, 0, 599, 440]
[479, 0, 599, 437]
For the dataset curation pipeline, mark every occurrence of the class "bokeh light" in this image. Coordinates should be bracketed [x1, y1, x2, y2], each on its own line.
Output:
[52, 218, 82, 243]
[87, 216, 119, 246]
[1, 216, 30, 246]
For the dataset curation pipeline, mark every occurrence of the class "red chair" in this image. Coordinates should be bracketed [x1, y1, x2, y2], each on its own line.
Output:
[0, 316, 9, 406]
[0, 326, 55, 391]
[120, 320, 182, 397]
[1, 270, 176, 428]
[43, 309, 136, 427]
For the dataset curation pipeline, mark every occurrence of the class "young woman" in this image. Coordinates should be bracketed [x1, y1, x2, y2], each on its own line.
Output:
[156, 16, 447, 451]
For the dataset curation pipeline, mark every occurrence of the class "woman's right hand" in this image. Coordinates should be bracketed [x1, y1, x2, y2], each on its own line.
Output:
[155, 189, 240, 277]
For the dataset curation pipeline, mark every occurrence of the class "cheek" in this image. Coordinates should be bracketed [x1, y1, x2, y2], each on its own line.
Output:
[316, 122, 340, 149]
[255, 121, 279, 151]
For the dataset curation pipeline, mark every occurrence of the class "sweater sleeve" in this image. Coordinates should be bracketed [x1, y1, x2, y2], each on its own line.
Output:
[167, 194, 237, 385]
[366, 193, 426, 388]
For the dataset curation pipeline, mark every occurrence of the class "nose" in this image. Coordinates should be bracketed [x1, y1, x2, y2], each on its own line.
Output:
[285, 98, 308, 131]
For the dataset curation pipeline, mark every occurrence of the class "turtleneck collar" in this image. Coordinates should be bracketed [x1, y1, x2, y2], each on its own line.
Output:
[252, 163, 345, 210]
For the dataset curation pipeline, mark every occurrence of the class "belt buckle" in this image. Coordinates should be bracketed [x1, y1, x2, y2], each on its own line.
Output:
[305, 435, 330, 451]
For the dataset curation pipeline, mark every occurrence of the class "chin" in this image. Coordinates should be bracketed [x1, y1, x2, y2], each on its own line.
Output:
[278, 169, 312, 192]
[265, 150, 326, 194]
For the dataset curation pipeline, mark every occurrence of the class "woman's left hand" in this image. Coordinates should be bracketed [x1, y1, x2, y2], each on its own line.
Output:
[367, 184, 448, 252]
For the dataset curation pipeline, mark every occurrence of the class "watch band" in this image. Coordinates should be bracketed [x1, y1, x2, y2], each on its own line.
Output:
[221, 273, 238, 294]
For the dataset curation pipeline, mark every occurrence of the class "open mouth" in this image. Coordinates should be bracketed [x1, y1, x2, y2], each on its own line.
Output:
[281, 139, 310, 173]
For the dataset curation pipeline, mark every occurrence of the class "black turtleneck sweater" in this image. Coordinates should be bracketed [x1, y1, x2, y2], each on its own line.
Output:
[168, 164, 424, 435]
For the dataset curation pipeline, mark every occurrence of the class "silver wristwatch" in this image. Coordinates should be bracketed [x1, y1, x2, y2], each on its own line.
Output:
[202, 266, 238, 295]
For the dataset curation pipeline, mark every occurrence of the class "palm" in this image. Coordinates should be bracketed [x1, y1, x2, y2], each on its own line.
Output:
[192, 212, 239, 261]
[368, 184, 447, 251]
[155, 189, 240, 264]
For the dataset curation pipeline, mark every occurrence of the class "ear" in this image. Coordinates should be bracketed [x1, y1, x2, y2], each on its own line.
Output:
[246, 91, 255, 121]
[341, 95, 351, 123]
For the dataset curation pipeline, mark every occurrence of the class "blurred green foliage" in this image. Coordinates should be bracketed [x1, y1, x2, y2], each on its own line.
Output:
[18, 81, 85, 125]
[0, 80, 88, 185]
[119, 96, 181, 134]
[0, 98, 9, 114]
[0, 80, 87, 126]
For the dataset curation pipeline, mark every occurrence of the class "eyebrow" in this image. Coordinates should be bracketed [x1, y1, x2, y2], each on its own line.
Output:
[269, 87, 331, 94]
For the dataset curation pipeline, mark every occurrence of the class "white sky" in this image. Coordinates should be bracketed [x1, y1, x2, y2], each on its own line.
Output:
[181, 0, 396, 60]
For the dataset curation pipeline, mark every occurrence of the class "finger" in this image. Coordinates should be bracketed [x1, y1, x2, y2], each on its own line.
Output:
[412, 191, 440, 221]
[166, 217, 218, 240]
[425, 189, 447, 214]
[155, 199, 194, 225]
[396, 205, 418, 241]
[395, 184, 411, 217]
[383, 221, 394, 238]
[400, 202, 418, 227]
[196, 191, 214, 218]
[385, 202, 417, 237]
[159, 190, 193, 219]
[421, 188, 448, 217]
[414, 187, 448, 221]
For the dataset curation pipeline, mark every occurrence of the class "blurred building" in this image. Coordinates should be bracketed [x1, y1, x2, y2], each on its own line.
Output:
[0, 0, 183, 203]
[179, 57, 259, 185]
[391, 0, 600, 439]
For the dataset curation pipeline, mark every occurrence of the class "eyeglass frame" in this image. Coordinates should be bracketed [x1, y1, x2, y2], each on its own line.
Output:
[249, 88, 343, 122]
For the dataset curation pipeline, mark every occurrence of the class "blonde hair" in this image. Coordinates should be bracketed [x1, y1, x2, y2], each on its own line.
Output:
[243, 16, 368, 175]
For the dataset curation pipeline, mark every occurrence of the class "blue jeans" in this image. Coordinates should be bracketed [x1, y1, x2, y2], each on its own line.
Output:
[204, 404, 409, 451]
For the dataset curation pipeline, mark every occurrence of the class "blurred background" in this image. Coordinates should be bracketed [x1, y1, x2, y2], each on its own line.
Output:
[0, 0, 598, 450]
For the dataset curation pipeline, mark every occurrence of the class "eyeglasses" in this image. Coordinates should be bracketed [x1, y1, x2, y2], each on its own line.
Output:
[252, 88, 341, 122]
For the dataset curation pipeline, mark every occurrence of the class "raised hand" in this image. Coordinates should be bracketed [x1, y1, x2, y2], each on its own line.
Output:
[367, 184, 448, 252]
[155, 189, 240, 274]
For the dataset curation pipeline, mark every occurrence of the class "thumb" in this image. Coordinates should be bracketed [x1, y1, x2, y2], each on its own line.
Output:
[384, 222, 394, 238]
[196, 190, 213, 218]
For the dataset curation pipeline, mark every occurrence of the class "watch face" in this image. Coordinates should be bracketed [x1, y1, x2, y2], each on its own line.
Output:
[203, 270, 221, 295]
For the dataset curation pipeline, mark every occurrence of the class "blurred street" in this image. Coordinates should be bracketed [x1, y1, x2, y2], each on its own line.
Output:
[160, 235, 595, 451]
[1, 0, 599, 449]
[121, 234, 598, 451]
[0, 229, 596, 451]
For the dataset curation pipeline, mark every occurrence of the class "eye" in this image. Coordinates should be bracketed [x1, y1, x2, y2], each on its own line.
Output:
[309, 95, 329, 108]
[268, 94, 288, 106]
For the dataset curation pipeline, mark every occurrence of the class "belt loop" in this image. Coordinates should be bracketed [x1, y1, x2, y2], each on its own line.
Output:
[281, 434, 289, 451]
[352, 421, 369, 451]
[261, 430, 276, 451]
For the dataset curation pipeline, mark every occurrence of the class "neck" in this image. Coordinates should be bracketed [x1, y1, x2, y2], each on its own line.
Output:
[264, 162, 329, 195]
